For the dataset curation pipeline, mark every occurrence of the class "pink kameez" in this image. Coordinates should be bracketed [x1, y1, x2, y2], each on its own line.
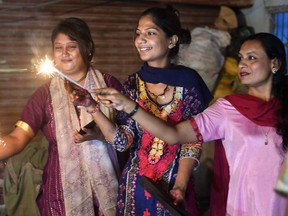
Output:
[193, 98, 286, 216]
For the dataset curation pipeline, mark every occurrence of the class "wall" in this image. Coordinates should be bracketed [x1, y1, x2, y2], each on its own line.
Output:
[0, 1, 220, 137]
[241, 0, 272, 33]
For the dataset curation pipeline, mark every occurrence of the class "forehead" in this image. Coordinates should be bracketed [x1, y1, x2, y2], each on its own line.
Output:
[53, 33, 76, 44]
[137, 15, 157, 29]
[240, 40, 266, 55]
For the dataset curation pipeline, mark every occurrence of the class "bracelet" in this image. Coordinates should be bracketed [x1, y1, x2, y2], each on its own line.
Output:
[127, 103, 140, 117]
[86, 103, 99, 114]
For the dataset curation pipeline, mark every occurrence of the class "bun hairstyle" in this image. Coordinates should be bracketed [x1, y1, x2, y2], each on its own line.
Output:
[51, 17, 95, 67]
[139, 6, 191, 58]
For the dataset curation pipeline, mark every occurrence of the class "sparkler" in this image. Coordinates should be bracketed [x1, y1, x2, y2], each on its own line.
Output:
[36, 56, 86, 90]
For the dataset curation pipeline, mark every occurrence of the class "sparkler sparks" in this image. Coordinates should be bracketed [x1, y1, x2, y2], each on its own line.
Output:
[36, 56, 86, 90]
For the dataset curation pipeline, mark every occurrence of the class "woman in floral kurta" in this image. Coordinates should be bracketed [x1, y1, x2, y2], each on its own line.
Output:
[111, 63, 211, 215]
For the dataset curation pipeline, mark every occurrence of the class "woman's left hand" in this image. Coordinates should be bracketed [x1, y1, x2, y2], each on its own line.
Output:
[170, 186, 185, 206]
[65, 81, 100, 113]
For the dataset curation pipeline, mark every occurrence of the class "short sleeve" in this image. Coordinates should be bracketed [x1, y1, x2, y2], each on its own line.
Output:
[20, 84, 50, 135]
[103, 73, 123, 92]
[193, 99, 226, 142]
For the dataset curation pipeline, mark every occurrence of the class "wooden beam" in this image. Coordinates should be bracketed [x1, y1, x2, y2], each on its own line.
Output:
[144, 0, 253, 8]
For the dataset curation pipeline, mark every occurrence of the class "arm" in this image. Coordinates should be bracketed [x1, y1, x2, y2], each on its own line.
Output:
[0, 126, 34, 160]
[94, 87, 197, 145]
[170, 157, 196, 205]
[72, 74, 135, 147]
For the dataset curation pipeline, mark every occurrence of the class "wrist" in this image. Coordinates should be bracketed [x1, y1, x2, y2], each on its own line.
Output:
[86, 102, 99, 114]
[127, 103, 140, 117]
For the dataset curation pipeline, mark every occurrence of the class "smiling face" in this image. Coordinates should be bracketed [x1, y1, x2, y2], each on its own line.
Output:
[134, 15, 175, 68]
[53, 33, 87, 77]
[238, 40, 274, 89]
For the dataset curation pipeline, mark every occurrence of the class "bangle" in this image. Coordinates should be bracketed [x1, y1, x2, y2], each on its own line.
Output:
[86, 103, 99, 114]
[127, 103, 140, 117]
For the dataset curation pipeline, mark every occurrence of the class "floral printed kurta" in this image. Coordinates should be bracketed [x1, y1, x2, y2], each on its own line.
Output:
[111, 74, 209, 216]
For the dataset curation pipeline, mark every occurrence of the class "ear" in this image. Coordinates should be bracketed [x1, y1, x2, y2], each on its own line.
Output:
[168, 35, 179, 49]
[271, 58, 281, 74]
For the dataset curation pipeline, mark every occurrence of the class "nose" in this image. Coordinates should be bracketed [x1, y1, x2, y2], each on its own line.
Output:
[62, 47, 69, 56]
[238, 59, 247, 69]
[135, 34, 147, 44]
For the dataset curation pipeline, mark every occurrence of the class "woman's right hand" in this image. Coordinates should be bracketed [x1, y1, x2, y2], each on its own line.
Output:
[93, 87, 136, 113]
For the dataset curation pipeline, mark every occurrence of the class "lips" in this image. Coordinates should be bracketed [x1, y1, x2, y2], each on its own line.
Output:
[139, 47, 151, 52]
[61, 58, 72, 63]
[239, 71, 250, 77]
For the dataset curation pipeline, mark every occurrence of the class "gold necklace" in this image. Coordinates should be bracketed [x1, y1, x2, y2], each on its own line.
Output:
[261, 127, 271, 145]
[145, 83, 169, 101]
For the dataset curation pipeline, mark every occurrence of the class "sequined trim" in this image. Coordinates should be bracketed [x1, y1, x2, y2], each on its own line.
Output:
[180, 143, 202, 169]
[113, 125, 134, 152]
[15, 121, 34, 137]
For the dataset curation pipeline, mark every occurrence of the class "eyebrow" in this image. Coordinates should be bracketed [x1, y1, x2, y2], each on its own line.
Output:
[136, 27, 159, 31]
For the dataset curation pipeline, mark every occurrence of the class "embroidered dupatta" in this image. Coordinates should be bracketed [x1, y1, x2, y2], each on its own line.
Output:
[50, 67, 118, 216]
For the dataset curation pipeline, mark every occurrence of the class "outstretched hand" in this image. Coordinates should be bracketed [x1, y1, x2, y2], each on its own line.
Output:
[92, 87, 135, 113]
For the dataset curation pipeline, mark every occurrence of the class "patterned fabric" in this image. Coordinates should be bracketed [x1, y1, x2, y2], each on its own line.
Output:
[112, 70, 211, 216]
[50, 67, 118, 216]
[20, 68, 123, 216]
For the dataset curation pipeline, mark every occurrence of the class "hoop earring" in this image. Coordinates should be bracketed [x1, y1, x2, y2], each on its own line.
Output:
[272, 68, 277, 74]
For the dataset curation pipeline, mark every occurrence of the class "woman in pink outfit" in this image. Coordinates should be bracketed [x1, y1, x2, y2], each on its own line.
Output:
[91, 33, 288, 216]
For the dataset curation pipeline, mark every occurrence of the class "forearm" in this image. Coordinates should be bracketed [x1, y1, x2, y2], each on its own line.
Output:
[126, 102, 196, 145]
[90, 111, 117, 143]
[174, 158, 196, 191]
[0, 127, 32, 160]
[95, 88, 197, 144]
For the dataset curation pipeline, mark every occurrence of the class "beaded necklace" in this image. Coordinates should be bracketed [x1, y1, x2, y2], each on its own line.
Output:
[144, 82, 169, 101]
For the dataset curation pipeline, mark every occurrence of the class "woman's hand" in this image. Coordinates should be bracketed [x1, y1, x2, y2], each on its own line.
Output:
[73, 126, 103, 143]
[66, 81, 100, 113]
[170, 186, 185, 206]
[92, 87, 136, 113]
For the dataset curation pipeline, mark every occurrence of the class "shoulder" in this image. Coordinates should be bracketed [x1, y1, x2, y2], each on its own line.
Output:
[103, 73, 123, 92]
[175, 65, 199, 76]
[30, 82, 51, 100]
[123, 73, 137, 88]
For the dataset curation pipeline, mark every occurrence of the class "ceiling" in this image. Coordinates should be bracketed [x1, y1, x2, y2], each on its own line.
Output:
[0, 0, 253, 11]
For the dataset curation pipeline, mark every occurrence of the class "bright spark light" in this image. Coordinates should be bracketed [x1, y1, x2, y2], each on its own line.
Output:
[37, 56, 56, 76]
[36, 56, 86, 90]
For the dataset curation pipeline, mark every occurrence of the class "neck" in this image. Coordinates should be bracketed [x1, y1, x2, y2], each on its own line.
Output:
[147, 60, 171, 68]
[76, 72, 87, 83]
[248, 88, 272, 101]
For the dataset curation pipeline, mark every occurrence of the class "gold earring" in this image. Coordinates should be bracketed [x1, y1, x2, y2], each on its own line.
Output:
[169, 44, 175, 49]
